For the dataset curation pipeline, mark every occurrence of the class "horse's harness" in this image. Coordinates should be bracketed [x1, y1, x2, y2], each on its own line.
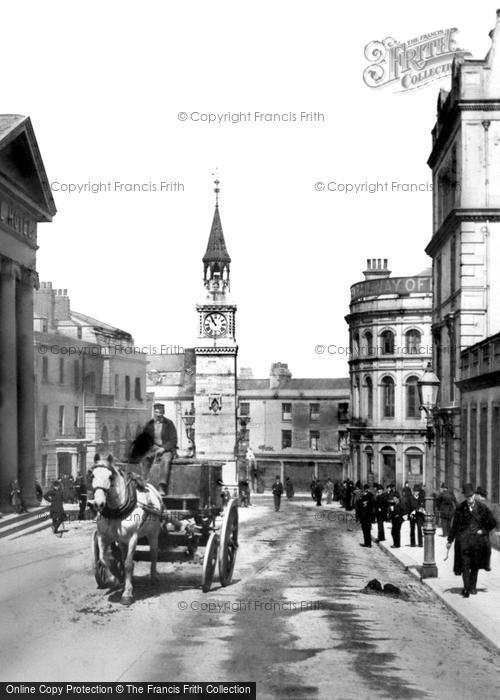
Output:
[92, 463, 139, 519]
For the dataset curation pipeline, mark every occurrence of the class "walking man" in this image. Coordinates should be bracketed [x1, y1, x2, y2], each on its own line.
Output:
[436, 483, 457, 537]
[409, 483, 425, 547]
[446, 483, 497, 597]
[356, 484, 375, 547]
[272, 475, 283, 512]
[389, 493, 405, 548]
[75, 475, 88, 520]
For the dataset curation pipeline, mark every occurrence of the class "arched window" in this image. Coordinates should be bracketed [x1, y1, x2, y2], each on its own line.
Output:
[365, 376, 373, 419]
[364, 446, 374, 475]
[353, 331, 360, 357]
[381, 330, 395, 355]
[354, 376, 360, 417]
[406, 329, 421, 354]
[381, 376, 395, 418]
[364, 331, 373, 356]
[406, 375, 420, 418]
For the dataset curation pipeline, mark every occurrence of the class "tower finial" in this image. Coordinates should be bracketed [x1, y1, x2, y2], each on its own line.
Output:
[212, 169, 220, 206]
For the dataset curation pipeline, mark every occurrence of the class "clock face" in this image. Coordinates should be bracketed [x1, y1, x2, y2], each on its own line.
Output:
[203, 312, 228, 337]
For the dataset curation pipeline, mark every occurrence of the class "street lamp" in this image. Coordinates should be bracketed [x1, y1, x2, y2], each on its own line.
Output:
[182, 405, 195, 457]
[417, 362, 440, 579]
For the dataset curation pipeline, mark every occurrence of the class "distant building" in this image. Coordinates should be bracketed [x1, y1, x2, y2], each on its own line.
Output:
[0, 115, 56, 508]
[238, 363, 350, 491]
[346, 259, 432, 488]
[34, 282, 151, 484]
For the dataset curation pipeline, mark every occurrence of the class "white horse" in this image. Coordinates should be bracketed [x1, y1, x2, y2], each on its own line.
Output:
[91, 455, 163, 605]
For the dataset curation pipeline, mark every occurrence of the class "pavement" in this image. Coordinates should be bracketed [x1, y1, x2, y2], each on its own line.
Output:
[372, 513, 500, 653]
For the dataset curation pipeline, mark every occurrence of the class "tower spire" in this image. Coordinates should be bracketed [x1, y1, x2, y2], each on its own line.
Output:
[203, 172, 231, 296]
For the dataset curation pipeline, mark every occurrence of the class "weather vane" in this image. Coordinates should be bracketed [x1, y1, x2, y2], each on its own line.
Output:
[212, 169, 220, 205]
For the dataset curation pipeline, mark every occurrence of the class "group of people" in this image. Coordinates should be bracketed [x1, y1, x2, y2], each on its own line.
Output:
[350, 480, 497, 599]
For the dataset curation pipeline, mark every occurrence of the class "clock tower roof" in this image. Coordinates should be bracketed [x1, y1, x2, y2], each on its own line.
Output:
[203, 204, 231, 265]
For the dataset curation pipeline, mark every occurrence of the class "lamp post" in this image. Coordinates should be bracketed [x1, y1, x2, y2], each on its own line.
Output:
[182, 405, 195, 457]
[417, 362, 440, 579]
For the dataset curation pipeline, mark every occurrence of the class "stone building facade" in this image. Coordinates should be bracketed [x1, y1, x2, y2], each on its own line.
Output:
[0, 115, 56, 508]
[426, 11, 500, 493]
[34, 282, 151, 484]
[346, 259, 432, 488]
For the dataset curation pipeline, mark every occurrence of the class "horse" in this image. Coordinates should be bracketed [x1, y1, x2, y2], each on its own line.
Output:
[91, 454, 163, 605]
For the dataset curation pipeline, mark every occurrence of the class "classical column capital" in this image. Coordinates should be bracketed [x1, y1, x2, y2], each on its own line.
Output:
[19, 265, 39, 289]
[0, 255, 21, 280]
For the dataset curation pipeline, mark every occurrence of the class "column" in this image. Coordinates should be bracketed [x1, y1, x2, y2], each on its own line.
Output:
[16, 268, 37, 506]
[0, 259, 19, 510]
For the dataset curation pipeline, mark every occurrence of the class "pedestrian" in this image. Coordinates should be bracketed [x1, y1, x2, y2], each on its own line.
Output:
[401, 481, 413, 514]
[44, 480, 67, 535]
[9, 480, 27, 514]
[221, 487, 231, 507]
[436, 483, 457, 537]
[75, 475, 88, 520]
[356, 484, 375, 547]
[345, 480, 355, 511]
[333, 480, 341, 502]
[310, 478, 317, 501]
[389, 493, 405, 548]
[272, 475, 283, 512]
[374, 485, 388, 542]
[324, 478, 334, 504]
[408, 484, 426, 547]
[246, 446, 257, 492]
[35, 480, 43, 502]
[285, 476, 294, 500]
[314, 479, 323, 506]
[446, 483, 497, 597]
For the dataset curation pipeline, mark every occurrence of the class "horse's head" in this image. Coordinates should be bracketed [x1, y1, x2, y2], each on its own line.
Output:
[91, 454, 118, 511]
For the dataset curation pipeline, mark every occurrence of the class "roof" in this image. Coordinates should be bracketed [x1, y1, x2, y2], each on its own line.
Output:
[203, 205, 231, 263]
[71, 311, 132, 340]
[0, 114, 56, 220]
[238, 377, 350, 392]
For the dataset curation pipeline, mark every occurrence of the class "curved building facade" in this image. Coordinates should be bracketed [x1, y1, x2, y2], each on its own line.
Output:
[346, 259, 432, 488]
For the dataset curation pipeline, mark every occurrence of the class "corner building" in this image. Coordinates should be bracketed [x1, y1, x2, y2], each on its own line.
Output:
[346, 259, 432, 488]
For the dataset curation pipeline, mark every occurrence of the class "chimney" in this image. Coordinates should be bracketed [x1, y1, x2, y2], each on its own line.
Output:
[269, 362, 292, 390]
[363, 258, 391, 280]
[54, 288, 71, 321]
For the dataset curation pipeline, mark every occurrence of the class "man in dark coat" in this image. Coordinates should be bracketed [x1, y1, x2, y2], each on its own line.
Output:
[408, 484, 426, 547]
[356, 484, 375, 547]
[285, 476, 294, 500]
[401, 481, 413, 514]
[314, 479, 323, 507]
[436, 484, 457, 537]
[75, 475, 88, 520]
[143, 403, 178, 495]
[374, 485, 388, 542]
[44, 480, 67, 535]
[272, 475, 283, 512]
[446, 483, 497, 597]
[389, 493, 405, 548]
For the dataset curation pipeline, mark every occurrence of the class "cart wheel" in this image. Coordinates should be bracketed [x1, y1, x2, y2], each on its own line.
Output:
[218, 499, 238, 587]
[91, 530, 108, 588]
[201, 531, 218, 593]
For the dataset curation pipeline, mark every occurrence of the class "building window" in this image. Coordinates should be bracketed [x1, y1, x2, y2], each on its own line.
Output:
[59, 358, 64, 384]
[282, 403, 292, 421]
[74, 360, 80, 390]
[310, 430, 320, 451]
[77, 327, 82, 339]
[114, 374, 120, 398]
[405, 448, 423, 477]
[125, 376, 131, 401]
[282, 430, 292, 449]
[101, 425, 109, 451]
[85, 372, 96, 394]
[405, 330, 421, 354]
[310, 403, 320, 421]
[353, 332, 360, 357]
[450, 236, 456, 295]
[338, 402, 349, 422]
[381, 376, 395, 418]
[74, 406, 79, 430]
[365, 377, 373, 419]
[134, 377, 142, 401]
[492, 405, 500, 503]
[239, 402, 250, 417]
[470, 405, 477, 486]
[41, 455, 48, 486]
[381, 330, 394, 355]
[42, 405, 49, 437]
[58, 406, 65, 435]
[42, 356, 49, 382]
[406, 376, 419, 418]
[435, 256, 442, 308]
[480, 404, 488, 489]
[364, 331, 373, 356]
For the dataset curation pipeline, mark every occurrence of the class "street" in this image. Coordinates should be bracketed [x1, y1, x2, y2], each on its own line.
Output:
[1, 498, 500, 699]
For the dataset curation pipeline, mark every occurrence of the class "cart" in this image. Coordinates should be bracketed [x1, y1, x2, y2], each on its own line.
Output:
[91, 458, 239, 593]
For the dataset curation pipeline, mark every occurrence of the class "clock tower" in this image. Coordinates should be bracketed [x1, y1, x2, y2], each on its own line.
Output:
[194, 179, 238, 481]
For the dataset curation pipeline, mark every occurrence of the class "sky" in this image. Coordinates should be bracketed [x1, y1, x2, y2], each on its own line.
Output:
[2, 0, 499, 379]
